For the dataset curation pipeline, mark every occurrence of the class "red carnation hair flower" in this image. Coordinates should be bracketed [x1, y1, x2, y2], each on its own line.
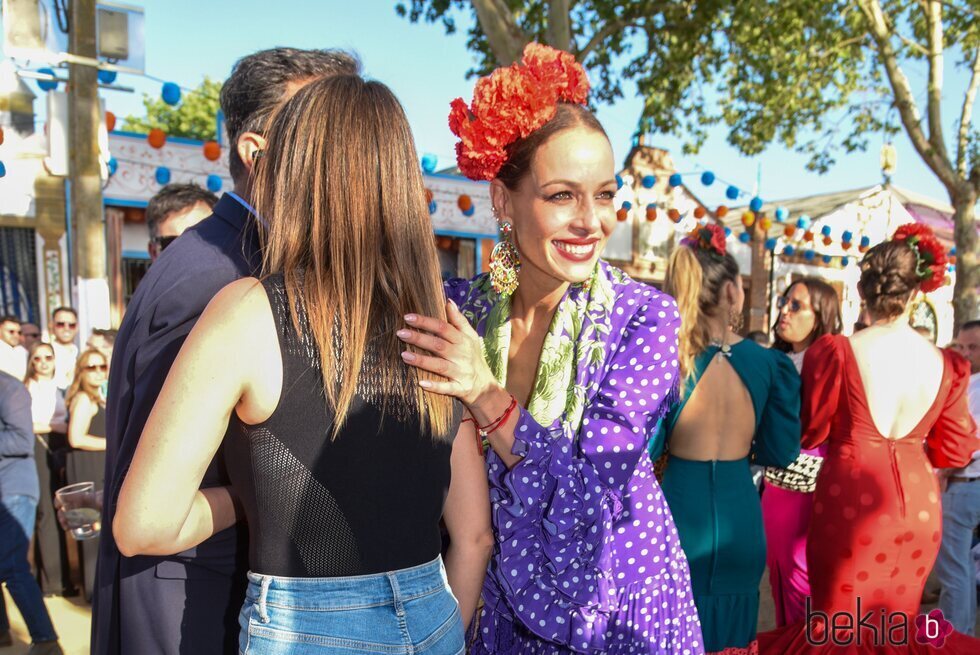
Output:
[681, 224, 728, 257]
[892, 223, 948, 293]
[448, 43, 590, 181]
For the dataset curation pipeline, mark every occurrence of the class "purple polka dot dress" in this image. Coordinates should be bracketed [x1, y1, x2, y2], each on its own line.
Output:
[445, 262, 704, 654]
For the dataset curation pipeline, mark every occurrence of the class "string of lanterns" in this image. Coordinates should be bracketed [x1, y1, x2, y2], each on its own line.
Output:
[615, 170, 956, 272]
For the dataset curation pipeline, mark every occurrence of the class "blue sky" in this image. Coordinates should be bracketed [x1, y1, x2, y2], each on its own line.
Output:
[5, 0, 976, 208]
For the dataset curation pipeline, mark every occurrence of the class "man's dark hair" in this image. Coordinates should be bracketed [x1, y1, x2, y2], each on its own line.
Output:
[958, 319, 980, 334]
[146, 184, 219, 239]
[0, 315, 20, 325]
[52, 306, 77, 319]
[220, 48, 361, 184]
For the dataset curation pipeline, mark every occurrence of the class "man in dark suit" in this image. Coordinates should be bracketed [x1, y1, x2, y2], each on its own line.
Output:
[93, 48, 361, 655]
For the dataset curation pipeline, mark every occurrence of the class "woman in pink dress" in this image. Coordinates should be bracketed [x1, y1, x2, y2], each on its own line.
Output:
[761, 278, 841, 626]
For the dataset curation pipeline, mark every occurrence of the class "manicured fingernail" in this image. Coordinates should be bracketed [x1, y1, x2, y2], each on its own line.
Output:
[448, 299, 458, 310]
[396, 329, 411, 339]
[419, 380, 432, 388]
[405, 314, 418, 322]
[401, 351, 416, 362]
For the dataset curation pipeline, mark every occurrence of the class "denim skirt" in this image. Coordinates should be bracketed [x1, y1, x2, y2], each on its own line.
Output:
[238, 556, 464, 654]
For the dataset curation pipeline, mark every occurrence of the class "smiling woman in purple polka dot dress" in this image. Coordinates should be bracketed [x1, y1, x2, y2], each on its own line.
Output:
[397, 44, 704, 654]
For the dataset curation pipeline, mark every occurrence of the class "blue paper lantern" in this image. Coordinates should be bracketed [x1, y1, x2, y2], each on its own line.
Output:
[462, 205, 475, 217]
[739, 232, 752, 244]
[668, 173, 683, 188]
[615, 174, 623, 189]
[206, 174, 222, 193]
[783, 245, 795, 256]
[795, 218, 806, 229]
[775, 206, 788, 222]
[37, 68, 58, 91]
[842, 230, 853, 243]
[841, 257, 849, 266]
[428, 200, 437, 215]
[107, 157, 118, 176]
[641, 175, 656, 189]
[821, 225, 832, 237]
[822, 254, 833, 264]
[621, 201, 632, 211]
[97, 69, 117, 84]
[155, 167, 171, 185]
[700, 171, 715, 186]
[421, 153, 438, 173]
[0, 161, 5, 178]
[765, 238, 777, 251]
[726, 185, 739, 200]
[950, 246, 957, 256]
[804, 249, 816, 261]
[749, 197, 763, 213]
[860, 235, 871, 248]
[724, 227, 732, 237]
[161, 82, 182, 106]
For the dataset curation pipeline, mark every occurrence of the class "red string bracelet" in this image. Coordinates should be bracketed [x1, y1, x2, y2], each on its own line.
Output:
[469, 394, 518, 456]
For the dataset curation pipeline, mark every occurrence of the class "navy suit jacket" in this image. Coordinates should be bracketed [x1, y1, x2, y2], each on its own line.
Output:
[93, 195, 260, 655]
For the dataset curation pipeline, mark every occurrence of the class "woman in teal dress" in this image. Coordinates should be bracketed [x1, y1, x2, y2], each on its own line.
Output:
[650, 225, 801, 655]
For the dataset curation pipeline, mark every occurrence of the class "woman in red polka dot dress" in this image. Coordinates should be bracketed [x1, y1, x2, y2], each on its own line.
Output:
[759, 226, 980, 654]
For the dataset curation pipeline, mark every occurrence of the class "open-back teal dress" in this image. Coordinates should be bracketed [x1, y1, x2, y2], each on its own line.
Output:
[649, 340, 801, 655]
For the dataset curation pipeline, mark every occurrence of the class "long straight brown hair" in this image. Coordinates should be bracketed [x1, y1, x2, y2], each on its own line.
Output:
[253, 75, 453, 439]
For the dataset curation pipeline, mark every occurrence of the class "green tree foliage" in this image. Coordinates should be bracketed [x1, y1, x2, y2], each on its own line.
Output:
[121, 77, 221, 141]
[397, 0, 980, 325]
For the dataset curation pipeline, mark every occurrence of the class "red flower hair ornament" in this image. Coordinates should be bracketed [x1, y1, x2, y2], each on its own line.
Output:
[448, 43, 590, 181]
[681, 224, 728, 257]
[891, 223, 948, 293]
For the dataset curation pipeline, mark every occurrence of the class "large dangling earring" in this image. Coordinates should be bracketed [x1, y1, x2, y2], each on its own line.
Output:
[729, 305, 744, 334]
[490, 211, 521, 296]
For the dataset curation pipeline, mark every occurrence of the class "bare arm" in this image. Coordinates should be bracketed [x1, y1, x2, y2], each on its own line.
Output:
[67, 395, 106, 451]
[442, 416, 493, 629]
[114, 277, 272, 557]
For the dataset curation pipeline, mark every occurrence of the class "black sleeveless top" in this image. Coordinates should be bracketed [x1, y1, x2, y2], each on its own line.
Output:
[225, 275, 460, 577]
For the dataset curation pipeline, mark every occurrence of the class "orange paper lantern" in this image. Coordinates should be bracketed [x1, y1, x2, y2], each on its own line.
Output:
[803, 230, 815, 242]
[760, 217, 772, 231]
[203, 140, 221, 161]
[457, 194, 473, 212]
[784, 224, 797, 237]
[841, 241, 852, 251]
[741, 211, 755, 228]
[616, 208, 629, 222]
[147, 128, 167, 149]
[693, 206, 706, 219]
[646, 207, 658, 222]
[716, 205, 729, 218]
[822, 235, 833, 246]
[105, 111, 116, 132]
[668, 208, 681, 223]
[0, 126, 4, 146]
[425, 189, 433, 203]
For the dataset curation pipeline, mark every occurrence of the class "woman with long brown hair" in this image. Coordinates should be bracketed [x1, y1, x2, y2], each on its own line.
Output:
[651, 225, 801, 655]
[25, 342, 74, 597]
[762, 278, 842, 627]
[114, 75, 493, 654]
[65, 347, 108, 602]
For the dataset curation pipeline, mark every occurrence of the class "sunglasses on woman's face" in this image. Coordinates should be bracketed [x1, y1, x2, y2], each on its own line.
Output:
[777, 297, 809, 313]
[83, 364, 108, 373]
[54, 321, 77, 329]
[32, 355, 54, 362]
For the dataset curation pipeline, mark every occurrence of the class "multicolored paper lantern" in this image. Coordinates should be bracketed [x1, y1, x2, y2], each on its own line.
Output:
[147, 129, 167, 149]
[161, 82, 181, 106]
[203, 141, 221, 161]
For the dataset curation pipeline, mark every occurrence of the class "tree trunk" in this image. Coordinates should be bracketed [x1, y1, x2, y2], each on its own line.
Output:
[950, 189, 979, 328]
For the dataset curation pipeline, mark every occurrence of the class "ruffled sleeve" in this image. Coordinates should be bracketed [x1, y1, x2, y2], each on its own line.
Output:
[751, 349, 802, 467]
[481, 291, 681, 650]
[925, 350, 978, 469]
[800, 334, 844, 450]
